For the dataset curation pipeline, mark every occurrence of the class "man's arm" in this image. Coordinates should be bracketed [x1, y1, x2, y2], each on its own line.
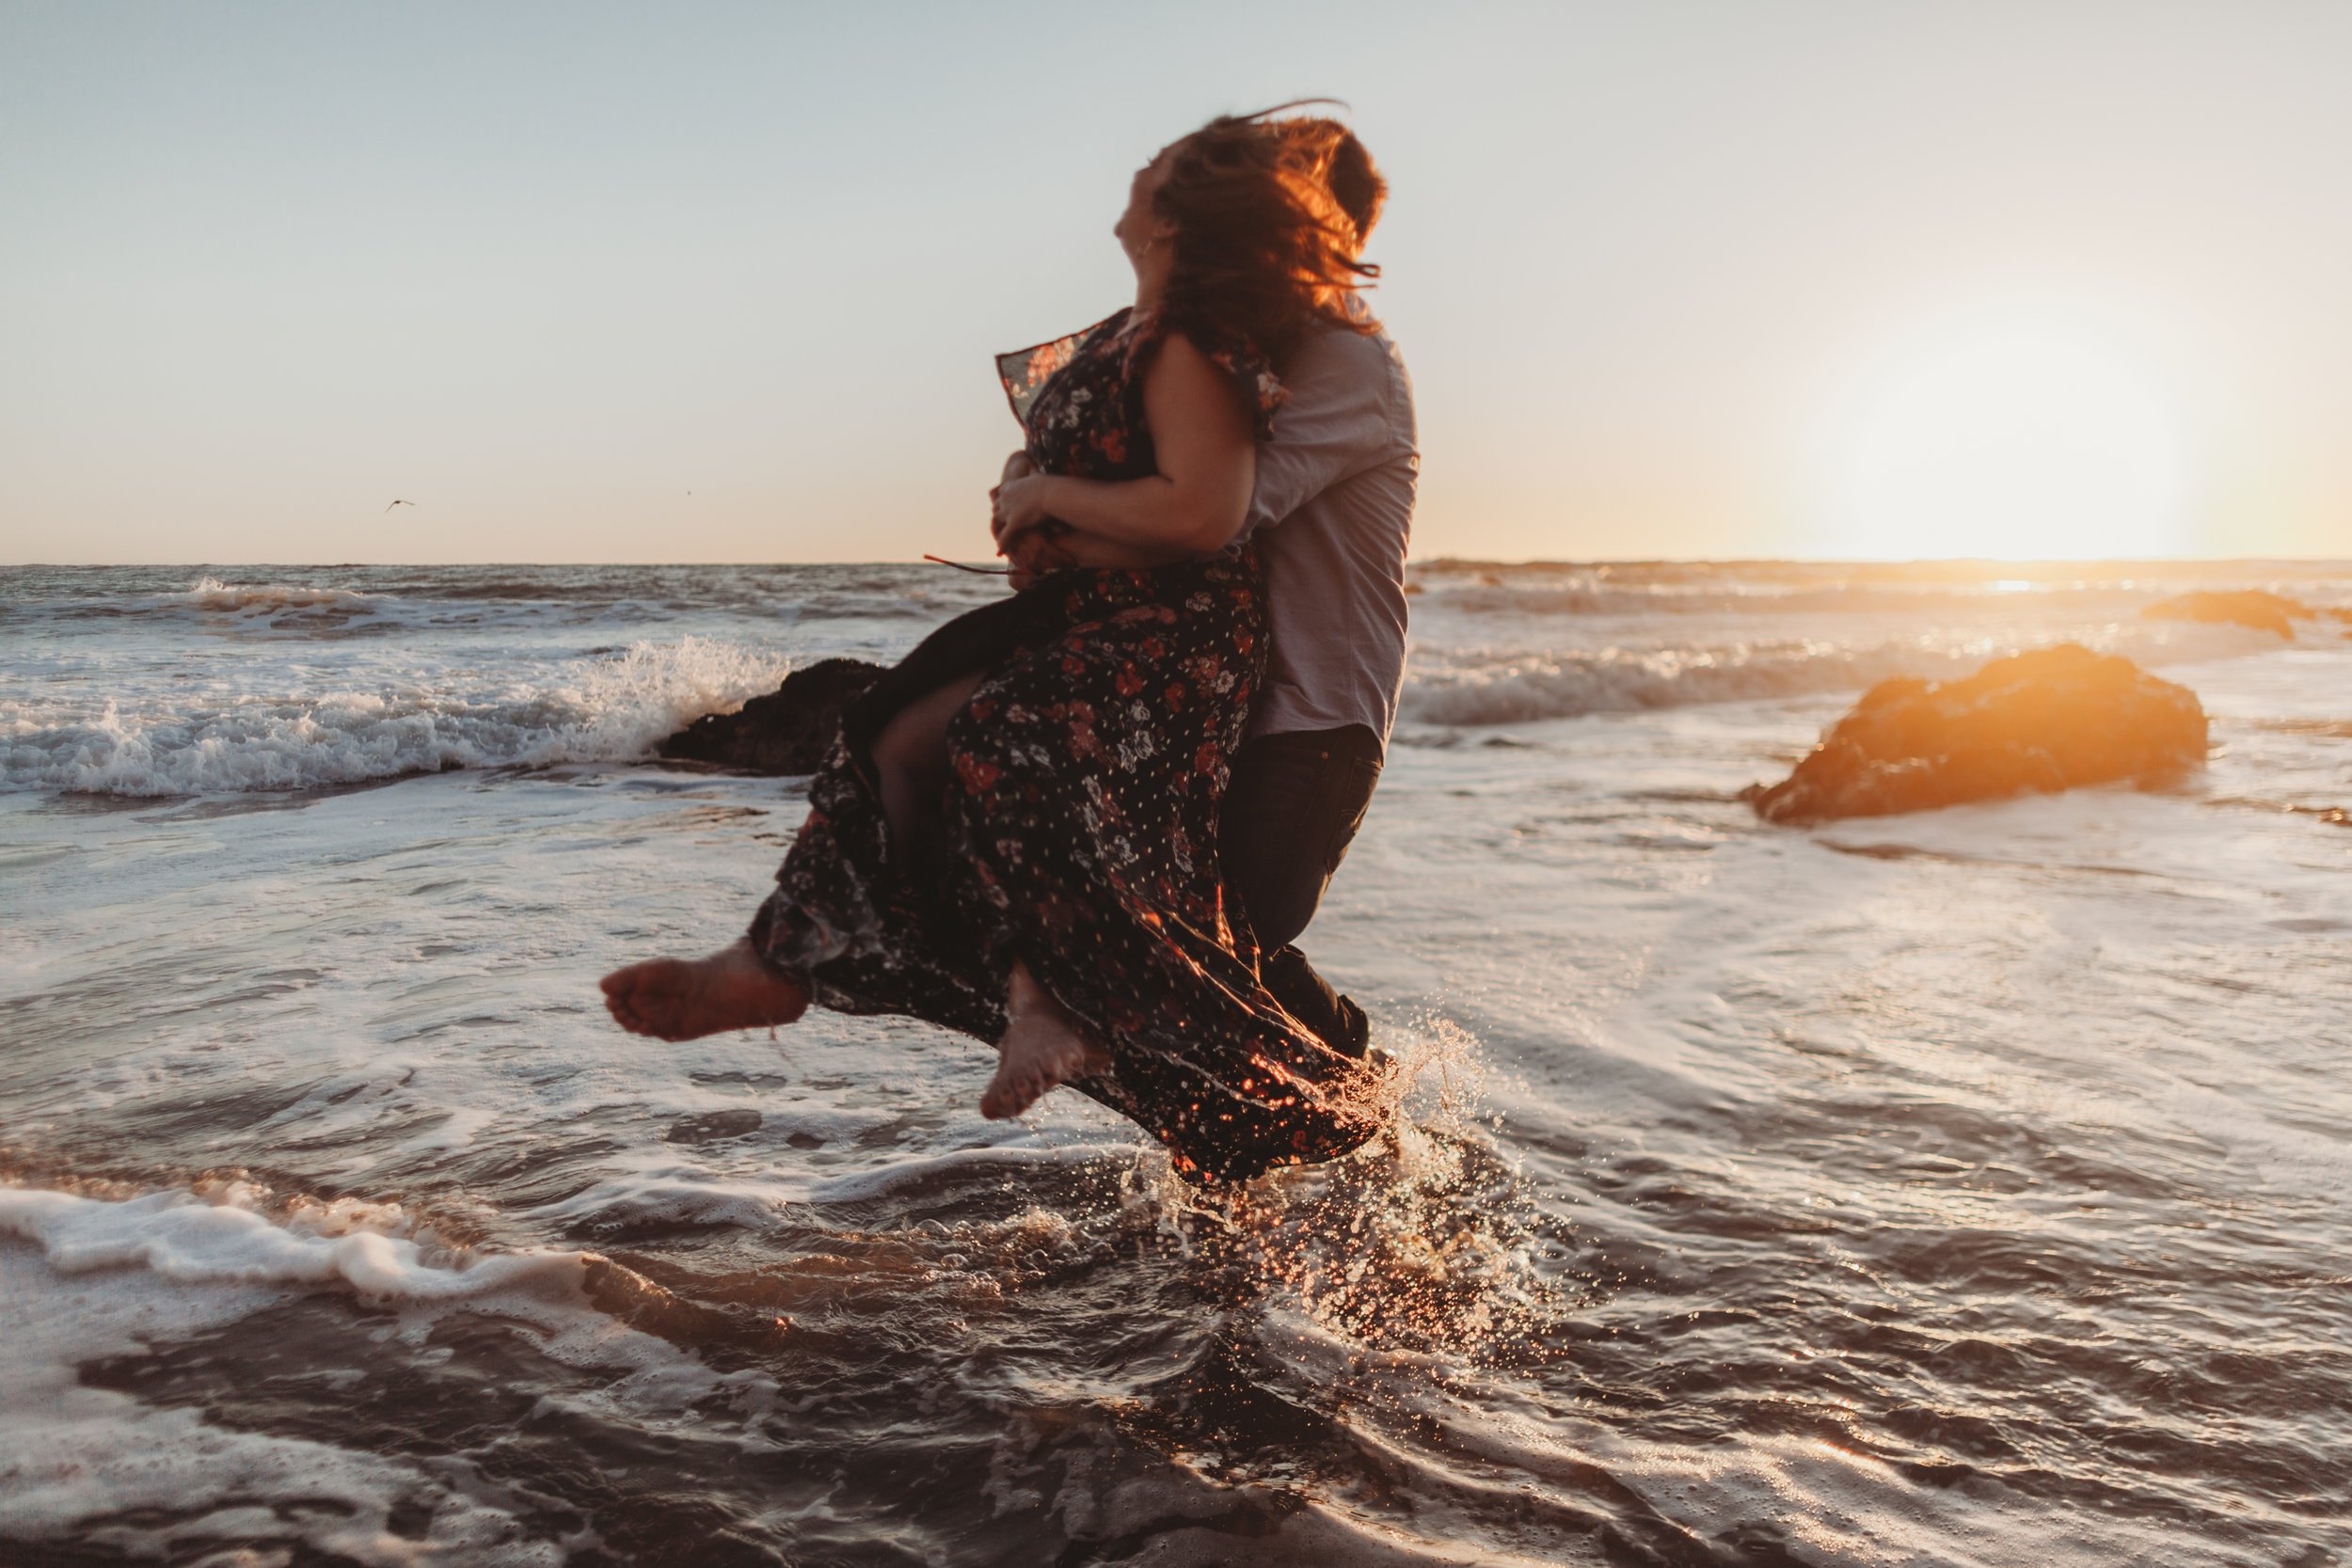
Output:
[1242, 327, 1397, 539]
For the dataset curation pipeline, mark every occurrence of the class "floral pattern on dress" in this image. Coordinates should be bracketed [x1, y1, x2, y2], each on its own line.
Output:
[749, 308, 1379, 1185]
[1002, 308, 1285, 470]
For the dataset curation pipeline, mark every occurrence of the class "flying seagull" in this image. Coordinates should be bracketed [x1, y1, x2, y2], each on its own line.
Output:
[385, 499, 416, 512]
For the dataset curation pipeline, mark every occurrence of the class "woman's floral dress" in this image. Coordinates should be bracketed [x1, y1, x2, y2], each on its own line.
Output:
[747, 307, 1384, 1184]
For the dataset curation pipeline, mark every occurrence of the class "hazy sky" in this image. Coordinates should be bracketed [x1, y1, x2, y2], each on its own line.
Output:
[4, 1, 2348, 564]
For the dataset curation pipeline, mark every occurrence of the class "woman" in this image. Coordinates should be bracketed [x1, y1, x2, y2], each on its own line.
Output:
[603, 107, 1388, 1185]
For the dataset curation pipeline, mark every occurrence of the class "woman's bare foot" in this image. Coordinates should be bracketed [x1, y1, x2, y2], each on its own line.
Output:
[600, 938, 809, 1041]
[981, 961, 1111, 1118]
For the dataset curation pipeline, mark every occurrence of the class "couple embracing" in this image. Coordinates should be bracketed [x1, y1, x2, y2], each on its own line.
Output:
[604, 104, 1418, 1187]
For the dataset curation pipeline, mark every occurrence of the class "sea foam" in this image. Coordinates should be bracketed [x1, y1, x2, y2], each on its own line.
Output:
[0, 1183, 589, 1562]
[0, 1180, 780, 1560]
[0, 1183, 580, 1298]
[0, 635, 790, 796]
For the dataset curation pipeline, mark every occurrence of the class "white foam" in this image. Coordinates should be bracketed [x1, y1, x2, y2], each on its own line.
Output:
[0, 1181, 785, 1560]
[0, 635, 790, 796]
[0, 1184, 581, 1299]
[0, 1182, 768, 1402]
[0, 1186, 580, 1563]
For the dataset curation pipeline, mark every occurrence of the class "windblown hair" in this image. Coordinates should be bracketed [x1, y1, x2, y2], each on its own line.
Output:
[1274, 114, 1388, 247]
[1152, 103, 1386, 359]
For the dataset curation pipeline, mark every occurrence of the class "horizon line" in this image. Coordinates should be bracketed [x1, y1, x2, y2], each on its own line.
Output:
[7, 554, 2352, 572]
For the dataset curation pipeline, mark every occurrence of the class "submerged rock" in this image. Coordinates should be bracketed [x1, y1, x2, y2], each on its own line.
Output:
[658, 657, 885, 775]
[1743, 643, 2207, 825]
[2142, 590, 2315, 639]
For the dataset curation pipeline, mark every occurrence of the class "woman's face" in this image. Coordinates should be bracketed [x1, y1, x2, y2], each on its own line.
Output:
[1114, 144, 1177, 266]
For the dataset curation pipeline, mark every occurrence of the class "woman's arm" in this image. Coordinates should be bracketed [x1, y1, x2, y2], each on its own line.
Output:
[991, 335, 1258, 563]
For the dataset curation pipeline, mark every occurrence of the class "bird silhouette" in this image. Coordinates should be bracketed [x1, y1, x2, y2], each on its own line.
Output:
[385, 499, 415, 512]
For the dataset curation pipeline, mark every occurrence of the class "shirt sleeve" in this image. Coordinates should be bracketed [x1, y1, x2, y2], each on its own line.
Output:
[1242, 328, 1398, 540]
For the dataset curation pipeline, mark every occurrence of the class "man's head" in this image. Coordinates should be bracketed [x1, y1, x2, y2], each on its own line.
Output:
[1271, 116, 1387, 251]
[1135, 103, 1387, 354]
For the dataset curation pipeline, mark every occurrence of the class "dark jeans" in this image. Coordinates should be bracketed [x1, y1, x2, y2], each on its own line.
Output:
[1219, 724, 1384, 1057]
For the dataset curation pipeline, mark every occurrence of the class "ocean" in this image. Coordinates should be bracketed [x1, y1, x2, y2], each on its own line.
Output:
[3, 559, 2347, 1565]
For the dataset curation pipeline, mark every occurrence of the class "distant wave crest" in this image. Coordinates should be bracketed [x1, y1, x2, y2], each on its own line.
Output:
[14, 567, 999, 633]
[1398, 622, 2272, 727]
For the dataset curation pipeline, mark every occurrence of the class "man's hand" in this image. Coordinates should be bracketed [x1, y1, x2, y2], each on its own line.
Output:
[1001, 449, 1037, 485]
[1004, 526, 1076, 592]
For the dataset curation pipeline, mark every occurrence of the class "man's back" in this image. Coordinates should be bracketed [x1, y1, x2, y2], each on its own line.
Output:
[1243, 323, 1419, 747]
[1217, 319, 1417, 1058]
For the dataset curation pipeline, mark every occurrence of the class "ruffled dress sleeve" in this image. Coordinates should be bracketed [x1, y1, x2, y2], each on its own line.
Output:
[995, 312, 1121, 428]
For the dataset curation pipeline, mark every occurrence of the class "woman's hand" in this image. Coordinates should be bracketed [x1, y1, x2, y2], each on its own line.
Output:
[984, 337, 1256, 562]
[991, 472, 1057, 551]
[1000, 449, 1037, 485]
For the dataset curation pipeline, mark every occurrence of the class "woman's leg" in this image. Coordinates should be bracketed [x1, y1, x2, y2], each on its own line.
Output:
[601, 937, 809, 1041]
[869, 671, 985, 868]
[603, 587, 1071, 1051]
[874, 667, 1117, 1117]
[604, 670, 984, 1043]
[981, 960, 1111, 1118]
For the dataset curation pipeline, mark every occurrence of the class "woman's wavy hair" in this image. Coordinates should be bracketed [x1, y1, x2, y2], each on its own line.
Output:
[1152, 101, 1387, 359]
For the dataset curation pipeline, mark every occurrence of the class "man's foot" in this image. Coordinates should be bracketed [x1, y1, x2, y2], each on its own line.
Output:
[981, 962, 1110, 1118]
[600, 939, 810, 1041]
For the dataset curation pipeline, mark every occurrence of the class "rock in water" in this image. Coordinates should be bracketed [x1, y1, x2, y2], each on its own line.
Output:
[2142, 590, 2314, 638]
[1743, 643, 2207, 825]
[658, 657, 885, 775]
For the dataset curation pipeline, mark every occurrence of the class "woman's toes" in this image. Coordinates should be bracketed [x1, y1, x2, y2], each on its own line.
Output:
[981, 1062, 1038, 1119]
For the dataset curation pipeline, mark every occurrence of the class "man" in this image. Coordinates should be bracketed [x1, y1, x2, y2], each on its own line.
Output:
[1217, 313, 1417, 1057]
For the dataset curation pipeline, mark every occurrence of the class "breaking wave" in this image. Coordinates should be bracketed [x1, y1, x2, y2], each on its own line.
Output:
[0, 636, 789, 796]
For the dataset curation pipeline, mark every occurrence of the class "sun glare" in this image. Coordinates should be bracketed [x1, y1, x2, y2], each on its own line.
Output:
[1822, 306, 2196, 561]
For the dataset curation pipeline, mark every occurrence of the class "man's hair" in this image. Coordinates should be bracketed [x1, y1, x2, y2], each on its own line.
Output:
[1273, 114, 1388, 247]
[1152, 103, 1386, 359]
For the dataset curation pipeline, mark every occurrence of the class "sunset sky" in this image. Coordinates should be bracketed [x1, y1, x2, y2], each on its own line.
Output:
[4, 1, 2348, 565]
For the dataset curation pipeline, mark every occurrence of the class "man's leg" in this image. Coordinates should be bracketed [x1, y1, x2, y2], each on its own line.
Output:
[1258, 943, 1366, 1058]
[1219, 725, 1383, 1057]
